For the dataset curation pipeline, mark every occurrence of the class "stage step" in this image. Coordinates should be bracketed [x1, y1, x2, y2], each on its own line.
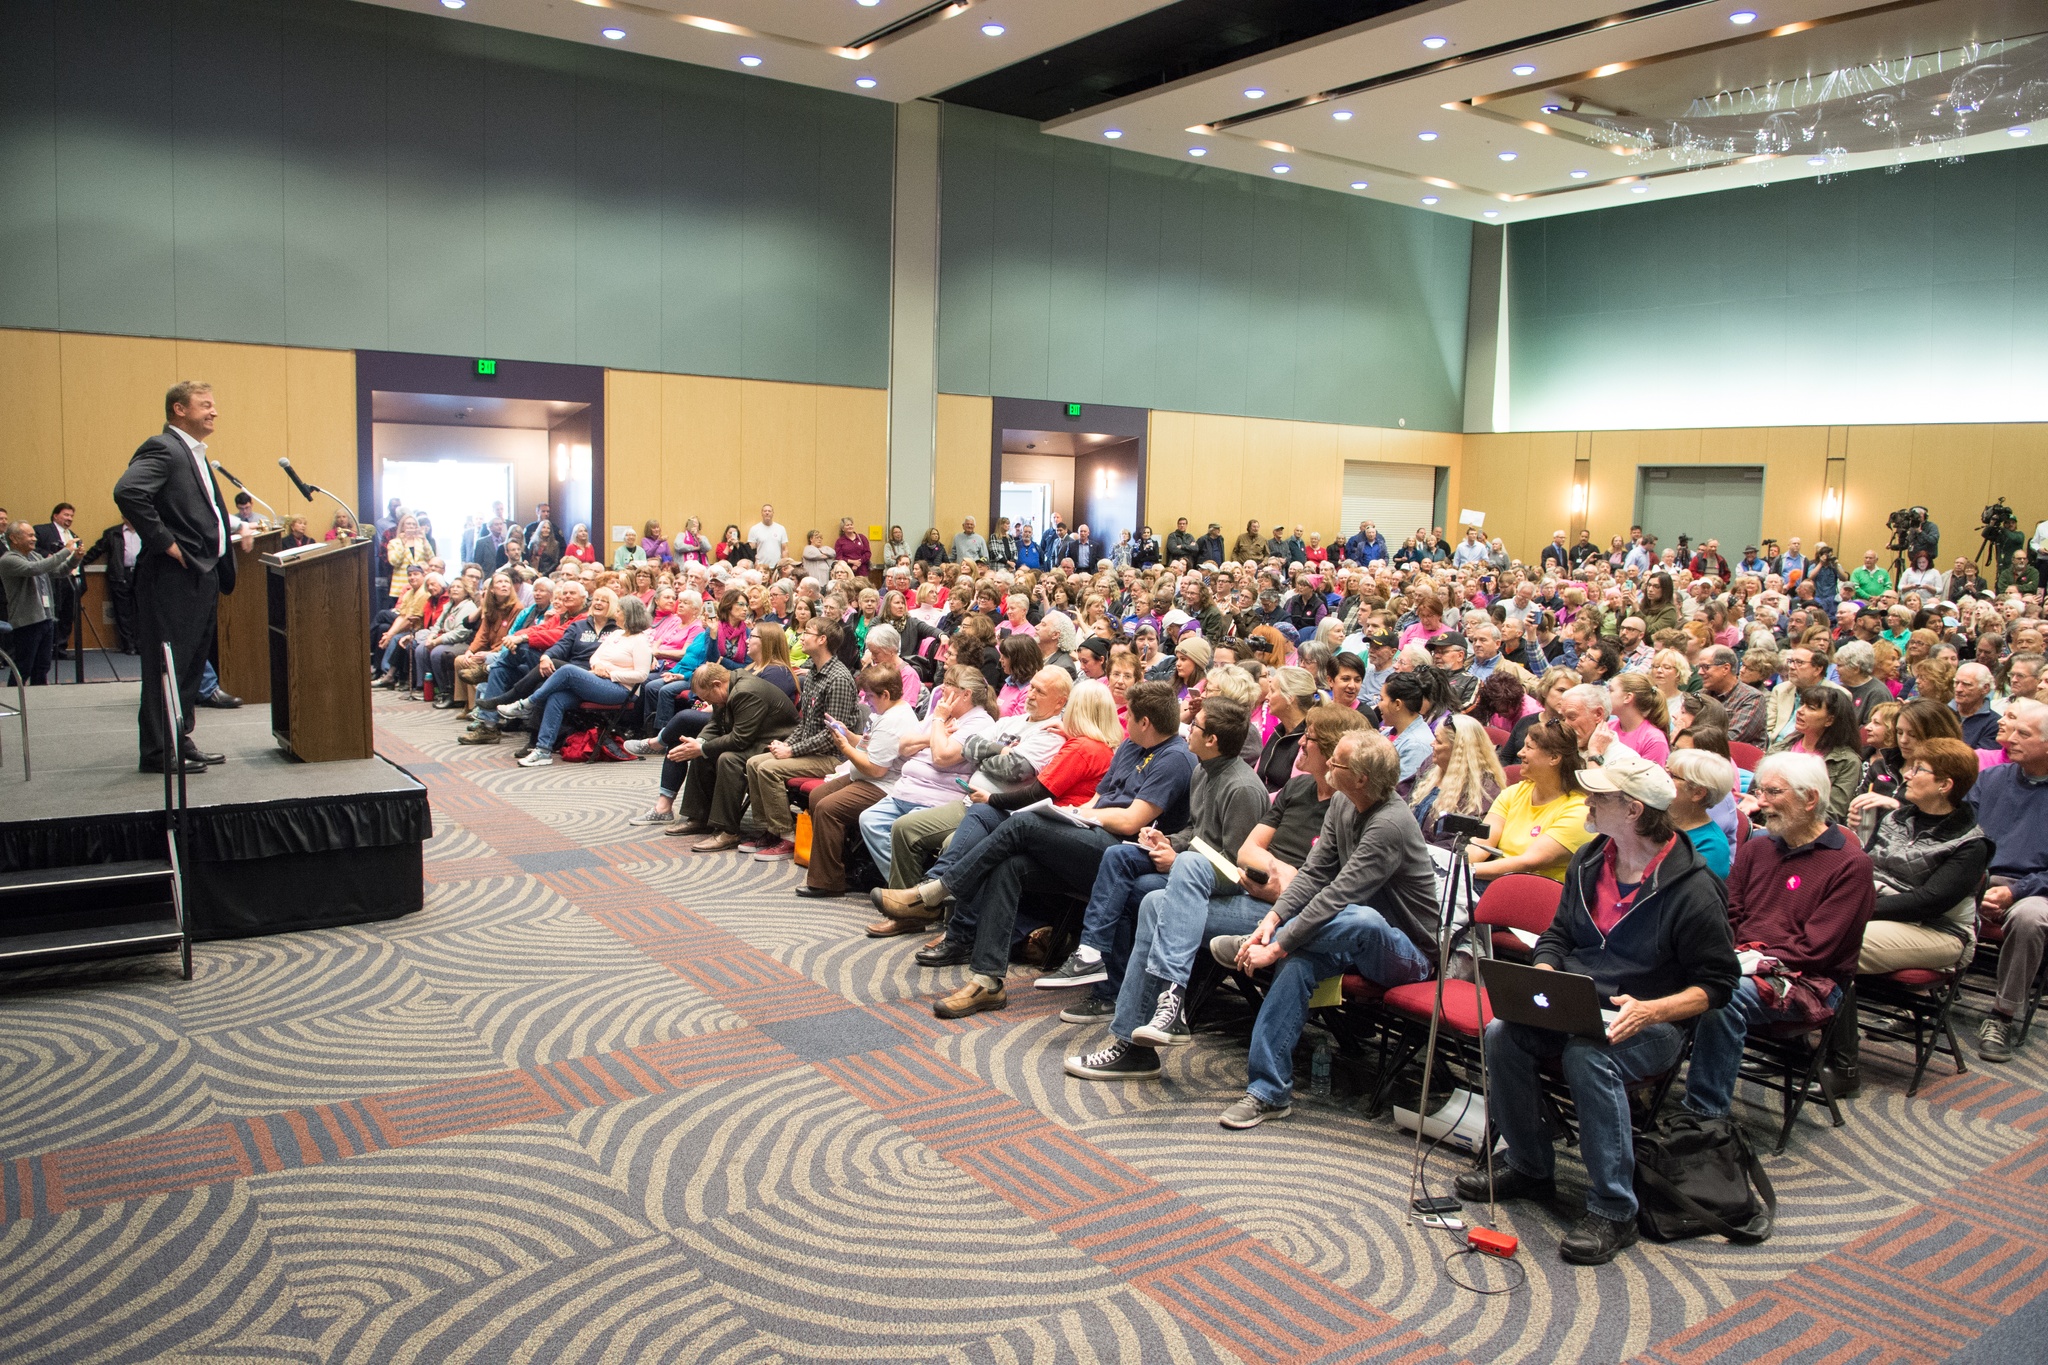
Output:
[0, 858, 187, 973]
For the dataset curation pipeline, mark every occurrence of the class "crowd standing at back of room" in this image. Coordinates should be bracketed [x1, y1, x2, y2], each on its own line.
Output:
[306, 492, 2048, 1267]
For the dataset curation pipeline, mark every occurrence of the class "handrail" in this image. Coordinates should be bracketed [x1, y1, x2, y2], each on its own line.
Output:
[160, 643, 192, 978]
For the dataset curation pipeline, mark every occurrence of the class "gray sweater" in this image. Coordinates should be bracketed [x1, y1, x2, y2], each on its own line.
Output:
[1, 546, 74, 627]
[1173, 751, 1269, 862]
[1271, 791, 1440, 957]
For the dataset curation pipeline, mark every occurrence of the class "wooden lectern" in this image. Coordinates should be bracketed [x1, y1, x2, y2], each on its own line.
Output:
[217, 528, 282, 704]
[263, 539, 374, 762]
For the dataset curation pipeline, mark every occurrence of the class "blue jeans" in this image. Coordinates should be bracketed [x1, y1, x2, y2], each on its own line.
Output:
[859, 795, 928, 870]
[1682, 976, 1840, 1119]
[1245, 906, 1431, 1107]
[1485, 1017, 1684, 1222]
[1113, 863, 1267, 1040]
[1079, 841, 1167, 998]
[474, 646, 535, 723]
[530, 667, 633, 751]
[928, 803, 1012, 948]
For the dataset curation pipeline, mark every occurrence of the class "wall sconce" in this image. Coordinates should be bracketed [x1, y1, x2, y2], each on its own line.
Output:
[1821, 487, 1840, 521]
[1096, 468, 1115, 493]
[555, 444, 569, 481]
[1569, 482, 1588, 515]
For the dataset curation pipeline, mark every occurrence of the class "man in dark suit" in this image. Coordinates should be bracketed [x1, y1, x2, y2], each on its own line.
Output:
[84, 518, 143, 653]
[665, 663, 799, 851]
[113, 382, 238, 774]
[33, 503, 80, 659]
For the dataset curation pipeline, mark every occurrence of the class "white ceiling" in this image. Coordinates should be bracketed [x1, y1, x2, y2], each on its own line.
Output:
[1041, 0, 2048, 222]
[358, 0, 1177, 103]
[372, 392, 591, 428]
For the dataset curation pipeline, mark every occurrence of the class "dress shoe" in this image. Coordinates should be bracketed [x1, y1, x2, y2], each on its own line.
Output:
[144, 755, 208, 774]
[181, 746, 226, 765]
[914, 938, 973, 968]
[864, 916, 922, 938]
[663, 820, 712, 839]
[1455, 1165, 1555, 1205]
[794, 885, 842, 899]
[691, 832, 742, 853]
[200, 689, 242, 709]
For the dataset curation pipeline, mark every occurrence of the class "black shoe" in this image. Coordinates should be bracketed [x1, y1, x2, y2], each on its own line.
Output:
[200, 690, 243, 709]
[794, 885, 843, 899]
[914, 939, 973, 968]
[1455, 1165, 1556, 1205]
[182, 747, 226, 765]
[1821, 1065, 1860, 1100]
[1559, 1211, 1640, 1266]
[1064, 1040, 1161, 1081]
[1131, 984, 1191, 1046]
[144, 756, 208, 774]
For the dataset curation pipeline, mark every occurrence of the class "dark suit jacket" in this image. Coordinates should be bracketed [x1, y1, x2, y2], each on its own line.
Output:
[700, 671, 798, 759]
[88, 523, 135, 588]
[112, 428, 238, 594]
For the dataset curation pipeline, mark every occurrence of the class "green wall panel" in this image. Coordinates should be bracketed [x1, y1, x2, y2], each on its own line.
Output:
[937, 105, 1473, 431]
[1507, 144, 2048, 429]
[2, 0, 893, 387]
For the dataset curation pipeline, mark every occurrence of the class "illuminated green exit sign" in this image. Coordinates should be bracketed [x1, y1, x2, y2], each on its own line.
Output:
[1065, 402, 1082, 417]
[476, 358, 498, 377]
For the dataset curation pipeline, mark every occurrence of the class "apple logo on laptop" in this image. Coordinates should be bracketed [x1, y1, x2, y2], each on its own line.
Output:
[1533, 992, 1550, 1008]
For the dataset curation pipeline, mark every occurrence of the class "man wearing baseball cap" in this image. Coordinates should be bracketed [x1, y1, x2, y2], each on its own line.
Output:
[1463, 749, 1739, 1266]
[1425, 631, 1479, 710]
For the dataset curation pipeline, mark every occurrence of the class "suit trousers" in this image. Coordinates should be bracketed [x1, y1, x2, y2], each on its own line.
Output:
[680, 742, 768, 833]
[885, 800, 968, 889]
[746, 753, 839, 837]
[804, 774, 887, 892]
[135, 552, 217, 763]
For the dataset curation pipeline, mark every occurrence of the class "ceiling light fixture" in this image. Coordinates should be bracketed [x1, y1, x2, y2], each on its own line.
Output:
[1498, 151, 1517, 161]
[1421, 195, 1440, 204]
[440, 0, 465, 8]
[858, 0, 880, 6]
[980, 22, 1005, 36]
[1631, 184, 1650, 193]
[1332, 110, 1353, 121]
[1350, 180, 1369, 189]
[1806, 154, 1828, 165]
[1729, 10, 1757, 23]
[1187, 147, 1207, 157]
[1541, 103, 1562, 113]
[739, 54, 762, 66]
[1569, 169, 1589, 178]
[1418, 131, 1438, 141]
[1271, 163, 1291, 174]
[855, 76, 877, 88]
[601, 27, 626, 40]
[1422, 36, 1448, 50]
[1511, 64, 1536, 77]
[1103, 129, 1123, 139]
[1483, 210, 1500, 218]
[1244, 88, 1266, 99]
[2011, 126, 2033, 137]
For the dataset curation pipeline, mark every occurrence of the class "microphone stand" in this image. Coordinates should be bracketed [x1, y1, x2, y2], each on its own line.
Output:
[279, 460, 364, 542]
[210, 461, 280, 526]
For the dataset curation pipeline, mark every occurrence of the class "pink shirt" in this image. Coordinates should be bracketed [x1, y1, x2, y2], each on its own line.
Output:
[1609, 716, 1671, 764]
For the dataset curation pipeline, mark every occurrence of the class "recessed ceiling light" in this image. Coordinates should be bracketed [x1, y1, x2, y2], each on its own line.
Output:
[1332, 110, 1353, 121]
[1421, 195, 1440, 204]
[1569, 169, 1589, 179]
[1729, 10, 1757, 23]
[439, 0, 465, 8]
[1103, 130, 1123, 139]
[1187, 147, 1207, 157]
[1244, 88, 1266, 99]
[1498, 151, 1518, 161]
[1631, 184, 1650, 193]
[1422, 36, 1448, 50]
[601, 27, 626, 40]
[1806, 154, 1828, 165]
[1483, 210, 1500, 218]
[855, 77, 877, 89]
[1541, 104, 1562, 113]
[2009, 126, 2033, 137]
[1511, 64, 1536, 77]
[980, 22, 1005, 36]
[858, 0, 880, 6]
[1271, 163, 1291, 174]
[1418, 131, 1438, 141]
[1350, 181, 1369, 189]
[739, 54, 762, 66]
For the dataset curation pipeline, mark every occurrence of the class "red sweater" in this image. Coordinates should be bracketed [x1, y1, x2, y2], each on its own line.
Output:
[1724, 822, 1874, 986]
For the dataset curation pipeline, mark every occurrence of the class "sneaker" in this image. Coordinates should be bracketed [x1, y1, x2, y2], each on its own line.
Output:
[516, 748, 555, 767]
[1036, 949, 1108, 989]
[934, 979, 1007, 1019]
[496, 698, 531, 720]
[1131, 985, 1191, 1047]
[456, 724, 502, 746]
[1455, 1165, 1555, 1205]
[751, 839, 796, 862]
[627, 807, 675, 826]
[1209, 935, 1249, 969]
[433, 696, 459, 710]
[1978, 1014, 2014, 1063]
[1059, 996, 1116, 1024]
[371, 674, 396, 690]
[625, 738, 666, 757]
[1064, 1040, 1160, 1081]
[1218, 1094, 1292, 1129]
[737, 836, 772, 854]
[1559, 1211, 1640, 1266]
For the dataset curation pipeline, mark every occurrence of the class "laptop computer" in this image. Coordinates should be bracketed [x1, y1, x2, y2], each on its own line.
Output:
[1478, 959, 1620, 1041]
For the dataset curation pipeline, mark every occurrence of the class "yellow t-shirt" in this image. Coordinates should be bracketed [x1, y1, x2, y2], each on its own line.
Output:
[1486, 782, 1594, 882]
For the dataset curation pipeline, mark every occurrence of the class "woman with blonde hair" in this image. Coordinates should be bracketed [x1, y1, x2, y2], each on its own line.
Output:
[1911, 657, 1955, 706]
[1252, 665, 1316, 789]
[1411, 714, 1507, 851]
[1647, 648, 1691, 729]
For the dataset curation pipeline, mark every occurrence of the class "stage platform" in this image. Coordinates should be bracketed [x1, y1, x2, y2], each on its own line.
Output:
[0, 684, 430, 940]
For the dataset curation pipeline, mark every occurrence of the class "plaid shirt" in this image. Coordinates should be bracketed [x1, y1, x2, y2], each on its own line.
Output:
[788, 657, 860, 758]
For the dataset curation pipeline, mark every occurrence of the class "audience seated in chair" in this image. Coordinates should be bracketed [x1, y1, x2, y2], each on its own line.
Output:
[500, 594, 655, 766]
[662, 660, 800, 850]
[1960, 698, 2048, 1062]
[798, 664, 917, 898]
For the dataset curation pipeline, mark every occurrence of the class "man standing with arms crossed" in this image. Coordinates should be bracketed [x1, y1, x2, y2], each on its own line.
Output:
[113, 382, 238, 774]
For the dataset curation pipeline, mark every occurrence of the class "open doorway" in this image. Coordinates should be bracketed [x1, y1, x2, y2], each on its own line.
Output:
[987, 398, 1149, 560]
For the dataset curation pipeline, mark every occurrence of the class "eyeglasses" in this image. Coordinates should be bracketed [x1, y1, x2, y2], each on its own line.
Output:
[1751, 783, 1793, 799]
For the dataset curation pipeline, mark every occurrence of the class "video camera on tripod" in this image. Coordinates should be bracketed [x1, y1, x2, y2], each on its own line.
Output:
[1978, 497, 2025, 584]
[1884, 506, 1933, 557]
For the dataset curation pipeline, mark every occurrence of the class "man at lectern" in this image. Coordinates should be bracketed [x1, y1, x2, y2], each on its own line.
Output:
[113, 381, 238, 775]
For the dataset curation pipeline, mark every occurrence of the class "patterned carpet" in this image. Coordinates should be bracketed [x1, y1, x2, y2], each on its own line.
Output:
[5, 691, 2048, 1363]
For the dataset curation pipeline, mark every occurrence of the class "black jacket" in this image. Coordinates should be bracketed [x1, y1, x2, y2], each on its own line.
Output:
[87, 523, 135, 588]
[1163, 530, 1198, 565]
[112, 428, 239, 592]
[700, 670, 799, 758]
[1536, 832, 1740, 1012]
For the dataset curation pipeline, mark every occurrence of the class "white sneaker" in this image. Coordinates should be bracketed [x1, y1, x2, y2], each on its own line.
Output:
[498, 698, 531, 720]
[516, 748, 554, 767]
[627, 807, 674, 826]
[625, 738, 665, 756]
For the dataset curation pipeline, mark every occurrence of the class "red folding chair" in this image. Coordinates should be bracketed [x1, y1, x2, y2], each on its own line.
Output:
[1729, 741, 1764, 773]
[1501, 764, 1522, 786]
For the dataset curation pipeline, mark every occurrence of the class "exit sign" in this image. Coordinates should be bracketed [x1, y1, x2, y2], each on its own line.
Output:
[476, 358, 498, 377]
[1065, 402, 1082, 417]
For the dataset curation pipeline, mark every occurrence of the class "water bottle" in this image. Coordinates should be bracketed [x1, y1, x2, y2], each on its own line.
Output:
[422, 674, 435, 703]
[1310, 1040, 1332, 1099]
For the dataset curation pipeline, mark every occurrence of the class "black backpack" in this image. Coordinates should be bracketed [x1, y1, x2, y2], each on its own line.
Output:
[1633, 1112, 1775, 1243]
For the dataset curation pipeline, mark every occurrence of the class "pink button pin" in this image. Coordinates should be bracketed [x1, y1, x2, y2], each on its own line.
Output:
[1786, 874, 1802, 891]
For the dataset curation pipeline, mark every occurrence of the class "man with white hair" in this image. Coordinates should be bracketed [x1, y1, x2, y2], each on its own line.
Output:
[1969, 698, 2048, 1061]
[1558, 683, 1611, 757]
[1953, 662, 2001, 749]
[1832, 640, 1889, 725]
[1541, 530, 1568, 571]
[1683, 751, 1874, 1119]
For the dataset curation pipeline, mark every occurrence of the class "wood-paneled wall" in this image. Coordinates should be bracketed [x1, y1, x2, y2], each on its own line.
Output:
[1465, 423, 2048, 564]
[604, 370, 889, 552]
[933, 393, 994, 541]
[1145, 411, 1462, 544]
[2, 328, 355, 539]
